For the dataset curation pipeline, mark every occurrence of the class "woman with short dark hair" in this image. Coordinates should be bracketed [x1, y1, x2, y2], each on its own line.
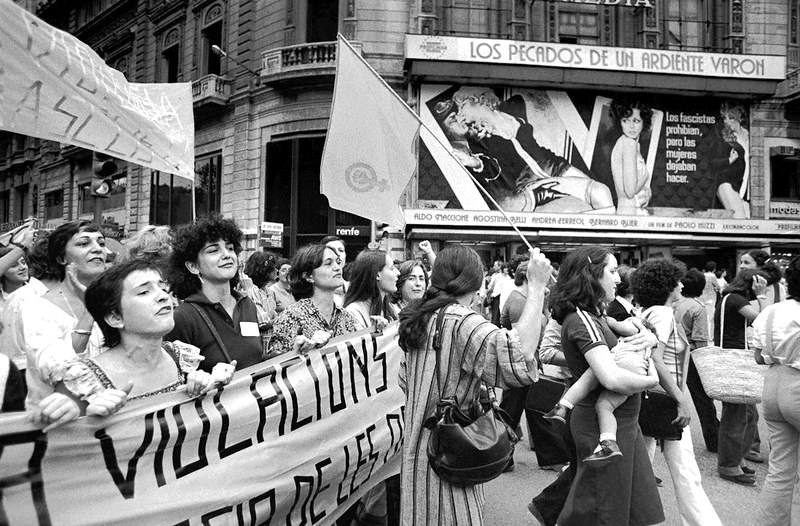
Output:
[17, 221, 107, 427]
[393, 260, 428, 310]
[28, 259, 234, 431]
[674, 267, 719, 453]
[267, 244, 357, 358]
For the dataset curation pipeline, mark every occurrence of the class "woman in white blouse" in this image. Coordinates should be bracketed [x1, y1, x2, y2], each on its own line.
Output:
[753, 255, 800, 525]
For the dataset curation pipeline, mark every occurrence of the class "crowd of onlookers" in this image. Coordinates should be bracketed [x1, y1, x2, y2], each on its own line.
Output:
[0, 215, 798, 526]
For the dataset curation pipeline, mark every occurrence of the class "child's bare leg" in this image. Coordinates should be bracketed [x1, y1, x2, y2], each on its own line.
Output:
[544, 369, 600, 423]
[584, 390, 627, 465]
[559, 369, 599, 408]
[595, 390, 627, 441]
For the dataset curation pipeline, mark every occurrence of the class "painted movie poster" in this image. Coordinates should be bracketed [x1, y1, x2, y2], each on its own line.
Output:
[418, 84, 751, 219]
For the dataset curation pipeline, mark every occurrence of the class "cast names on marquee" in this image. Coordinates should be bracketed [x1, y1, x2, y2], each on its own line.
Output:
[407, 209, 800, 236]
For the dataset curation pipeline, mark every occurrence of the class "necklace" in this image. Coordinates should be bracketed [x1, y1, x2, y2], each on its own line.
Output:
[58, 286, 81, 319]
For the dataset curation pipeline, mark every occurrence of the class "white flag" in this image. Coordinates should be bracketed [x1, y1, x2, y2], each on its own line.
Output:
[0, 0, 195, 180]
[320, 36, 419, 228]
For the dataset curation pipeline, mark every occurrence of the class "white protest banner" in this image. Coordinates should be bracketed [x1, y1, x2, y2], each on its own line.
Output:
[0, 0, 195, 180]
[0, 326, 404, 526]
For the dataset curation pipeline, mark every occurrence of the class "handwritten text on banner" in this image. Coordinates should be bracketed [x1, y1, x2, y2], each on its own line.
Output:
[0, 0, 195, 180]
[0, 327, 404, 526]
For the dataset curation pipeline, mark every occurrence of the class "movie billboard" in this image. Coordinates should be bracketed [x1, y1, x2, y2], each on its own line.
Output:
[418, 84, 751, 220]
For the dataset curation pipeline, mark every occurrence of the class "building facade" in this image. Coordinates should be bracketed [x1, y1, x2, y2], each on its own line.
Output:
[3, 0, 799, 268]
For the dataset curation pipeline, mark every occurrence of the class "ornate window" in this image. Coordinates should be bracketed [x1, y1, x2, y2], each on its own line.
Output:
[201, 4, 224, 76]
[161, 27, 181, 82]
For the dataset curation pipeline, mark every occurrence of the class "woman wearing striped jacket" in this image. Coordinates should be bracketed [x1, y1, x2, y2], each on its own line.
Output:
[397, 245, 551, 525]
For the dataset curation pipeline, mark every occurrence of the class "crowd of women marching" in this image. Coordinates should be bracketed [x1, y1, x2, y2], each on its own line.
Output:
[0, 215, 798, 526]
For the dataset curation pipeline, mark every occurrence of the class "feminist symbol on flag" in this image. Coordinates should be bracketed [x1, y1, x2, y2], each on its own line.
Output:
[344, 162, 389, 193]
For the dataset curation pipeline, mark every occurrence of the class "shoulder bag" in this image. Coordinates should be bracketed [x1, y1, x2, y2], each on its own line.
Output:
[637, 310, 687, 441]
[424, 306, 518, 486]
[691, 294, 766, 404]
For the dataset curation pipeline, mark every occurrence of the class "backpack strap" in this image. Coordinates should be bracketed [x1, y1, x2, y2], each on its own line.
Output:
[188, 303, 233, 363]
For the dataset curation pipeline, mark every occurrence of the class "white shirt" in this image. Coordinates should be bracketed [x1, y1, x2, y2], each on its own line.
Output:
[1, 279, 104, 408]
[752, 299, 800, 370]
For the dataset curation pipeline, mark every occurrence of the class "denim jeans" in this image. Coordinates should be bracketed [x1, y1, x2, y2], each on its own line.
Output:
[759, 365, 800, 525]
[644, 431, 722, 526]
[717, 401, 758, 476]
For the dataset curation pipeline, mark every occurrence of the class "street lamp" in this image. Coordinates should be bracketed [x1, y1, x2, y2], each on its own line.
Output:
[211, 44, 261, 81]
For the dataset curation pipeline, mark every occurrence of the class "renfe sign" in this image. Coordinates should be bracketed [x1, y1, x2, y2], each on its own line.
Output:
[406, 35, 786, 80]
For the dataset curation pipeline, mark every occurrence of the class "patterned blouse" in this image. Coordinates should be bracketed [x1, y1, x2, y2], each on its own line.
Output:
[62, 341, 202, 402]
[267, 298, 358, 358]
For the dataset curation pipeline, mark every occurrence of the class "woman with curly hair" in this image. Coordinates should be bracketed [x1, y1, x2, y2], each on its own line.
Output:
[632, 258, 721, 526]
[610, 99, 654, 216]
[164, 215, 262, 372]
[545, 246, 662, 526]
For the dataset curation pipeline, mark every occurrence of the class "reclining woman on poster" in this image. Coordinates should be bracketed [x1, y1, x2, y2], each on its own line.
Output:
[27, 259, 235, 431]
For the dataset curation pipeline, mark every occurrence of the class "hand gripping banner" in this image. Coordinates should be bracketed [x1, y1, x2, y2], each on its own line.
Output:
[0, 326, 404, 526]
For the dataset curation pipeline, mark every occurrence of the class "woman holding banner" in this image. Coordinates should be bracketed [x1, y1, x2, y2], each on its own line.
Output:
[397, 245, 551, 525]
[27, 259, 234, 431]
[15, 222, 106, 416]
[268, 243, 357, 358]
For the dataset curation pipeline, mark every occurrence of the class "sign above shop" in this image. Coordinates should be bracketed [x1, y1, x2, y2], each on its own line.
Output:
[406, 35, 786, 80]
[336, 225, 367, 237]
[259, 221, 284, 248]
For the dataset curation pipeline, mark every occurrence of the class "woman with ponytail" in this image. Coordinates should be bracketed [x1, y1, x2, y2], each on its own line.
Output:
[398, 245, 552, 525]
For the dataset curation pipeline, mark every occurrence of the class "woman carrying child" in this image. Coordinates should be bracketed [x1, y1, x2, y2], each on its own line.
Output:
[547, 246, 663, 526]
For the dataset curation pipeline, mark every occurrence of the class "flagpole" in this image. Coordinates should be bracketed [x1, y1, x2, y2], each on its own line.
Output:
[337, 35, 534, 252]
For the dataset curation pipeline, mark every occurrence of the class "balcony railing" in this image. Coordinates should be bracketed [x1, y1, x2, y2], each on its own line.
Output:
[261, 41, 363, 86]
[192, 74, 231, 107]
